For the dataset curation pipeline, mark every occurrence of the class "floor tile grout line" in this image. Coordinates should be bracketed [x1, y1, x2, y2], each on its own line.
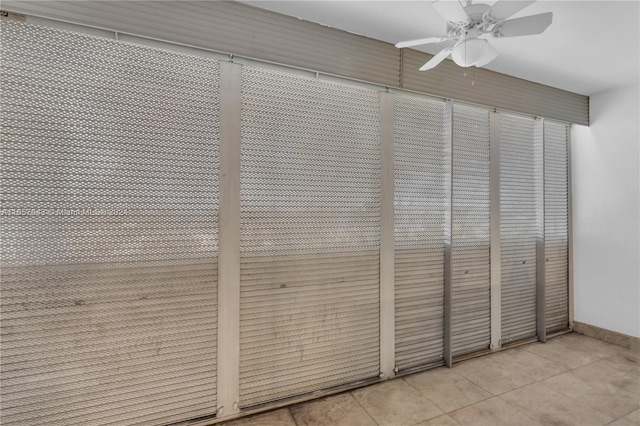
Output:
[400, 376, 449, 416]
[488, 394, 546, 426]
[513, 347, 577, 384]
[520, 345, 621, 372]
[528, 364, 574, 385]
[450, 347, 571, 398]
[614, 406, 640, 421]
[348, 389, 380, 426]
[536, 380, 618, 422]
[405, 362, 547, 415]
[495, 346, 625, 423]
[464, 339, 634, 422]
[448, 358, 510, 397]
[404, 335, 629, 419]
[536, 359, 639, 421]
[288, 391, 381, 426]
[350, 390, 380, 426]
[287, 406, 299, 426]
[401, 366, 498, 415]
[446, 366, 495, 407]
[333, 394, 362, 425]
[473, 352, 541, 380]
[223, 335, 634, 425]
[603, 407, 640, 425]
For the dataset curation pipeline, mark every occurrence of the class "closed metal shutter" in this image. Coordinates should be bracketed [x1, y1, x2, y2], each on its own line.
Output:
[499, 115, 537, 344]
[544, 122, 569, 332]
[0, 21, 219, 425]
[393, 94, 446, 370]
[451, 104, 491, 357]
[239, 66, 381, 408]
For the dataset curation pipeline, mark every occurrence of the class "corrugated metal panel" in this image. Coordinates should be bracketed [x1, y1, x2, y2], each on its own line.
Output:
[393, 93, 446, 371]
[239, 66, 380, 408]
[2, 1, 589, 125]
[402, 50, 589, 126]
[2, 0, 400, 87]
[499, 114, 537, 344]
[0, 21, 219, 425]
[544, 122, 569, 332]
[451, 103, 491, 357]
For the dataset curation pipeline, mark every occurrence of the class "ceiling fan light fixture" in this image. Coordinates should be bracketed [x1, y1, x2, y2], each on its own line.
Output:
[451, 38, 489, 67]
[395, 0, 551, 71]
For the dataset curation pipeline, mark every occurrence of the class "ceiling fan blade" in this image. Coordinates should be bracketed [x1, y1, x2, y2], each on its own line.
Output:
[419, 47, 453, 71]
[432, 0, 470, 24]
[486, 0, 536, 21]
[396, 36, 453, 49]
[495, 12, 553, 37]
[474, 43, 498, 67]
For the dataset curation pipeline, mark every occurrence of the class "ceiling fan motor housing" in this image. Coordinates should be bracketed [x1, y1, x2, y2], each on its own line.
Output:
[447, 4, 493, 68]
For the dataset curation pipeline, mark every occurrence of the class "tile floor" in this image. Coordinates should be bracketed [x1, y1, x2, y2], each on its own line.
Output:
[222, 333, 639, 426]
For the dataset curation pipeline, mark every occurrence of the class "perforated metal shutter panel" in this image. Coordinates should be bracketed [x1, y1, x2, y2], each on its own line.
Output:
[499, 115, 537, 343]
[239, 66, 381, 408]
[544, 122, 569, 332]
[451, 103, 491, 357]
[393, 94, 446, 370]
[0, 21, 219, 426]
[2, 0, 400, 87]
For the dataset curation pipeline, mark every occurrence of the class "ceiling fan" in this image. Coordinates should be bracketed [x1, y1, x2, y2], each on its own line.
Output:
[396, 0, 553, 71]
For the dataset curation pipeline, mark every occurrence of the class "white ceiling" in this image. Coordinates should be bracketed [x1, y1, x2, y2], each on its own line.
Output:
[238, 0, 640, 96]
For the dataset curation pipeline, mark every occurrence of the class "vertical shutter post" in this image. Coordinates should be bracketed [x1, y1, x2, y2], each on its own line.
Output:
[490, 111, 502, 350]
[379, 92, 395, 378]
[535, 118, 547, 343]
[217, 60, 243, 418]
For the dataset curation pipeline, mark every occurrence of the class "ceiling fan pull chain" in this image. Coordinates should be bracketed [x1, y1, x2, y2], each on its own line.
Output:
[463, 32, 468, 77]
